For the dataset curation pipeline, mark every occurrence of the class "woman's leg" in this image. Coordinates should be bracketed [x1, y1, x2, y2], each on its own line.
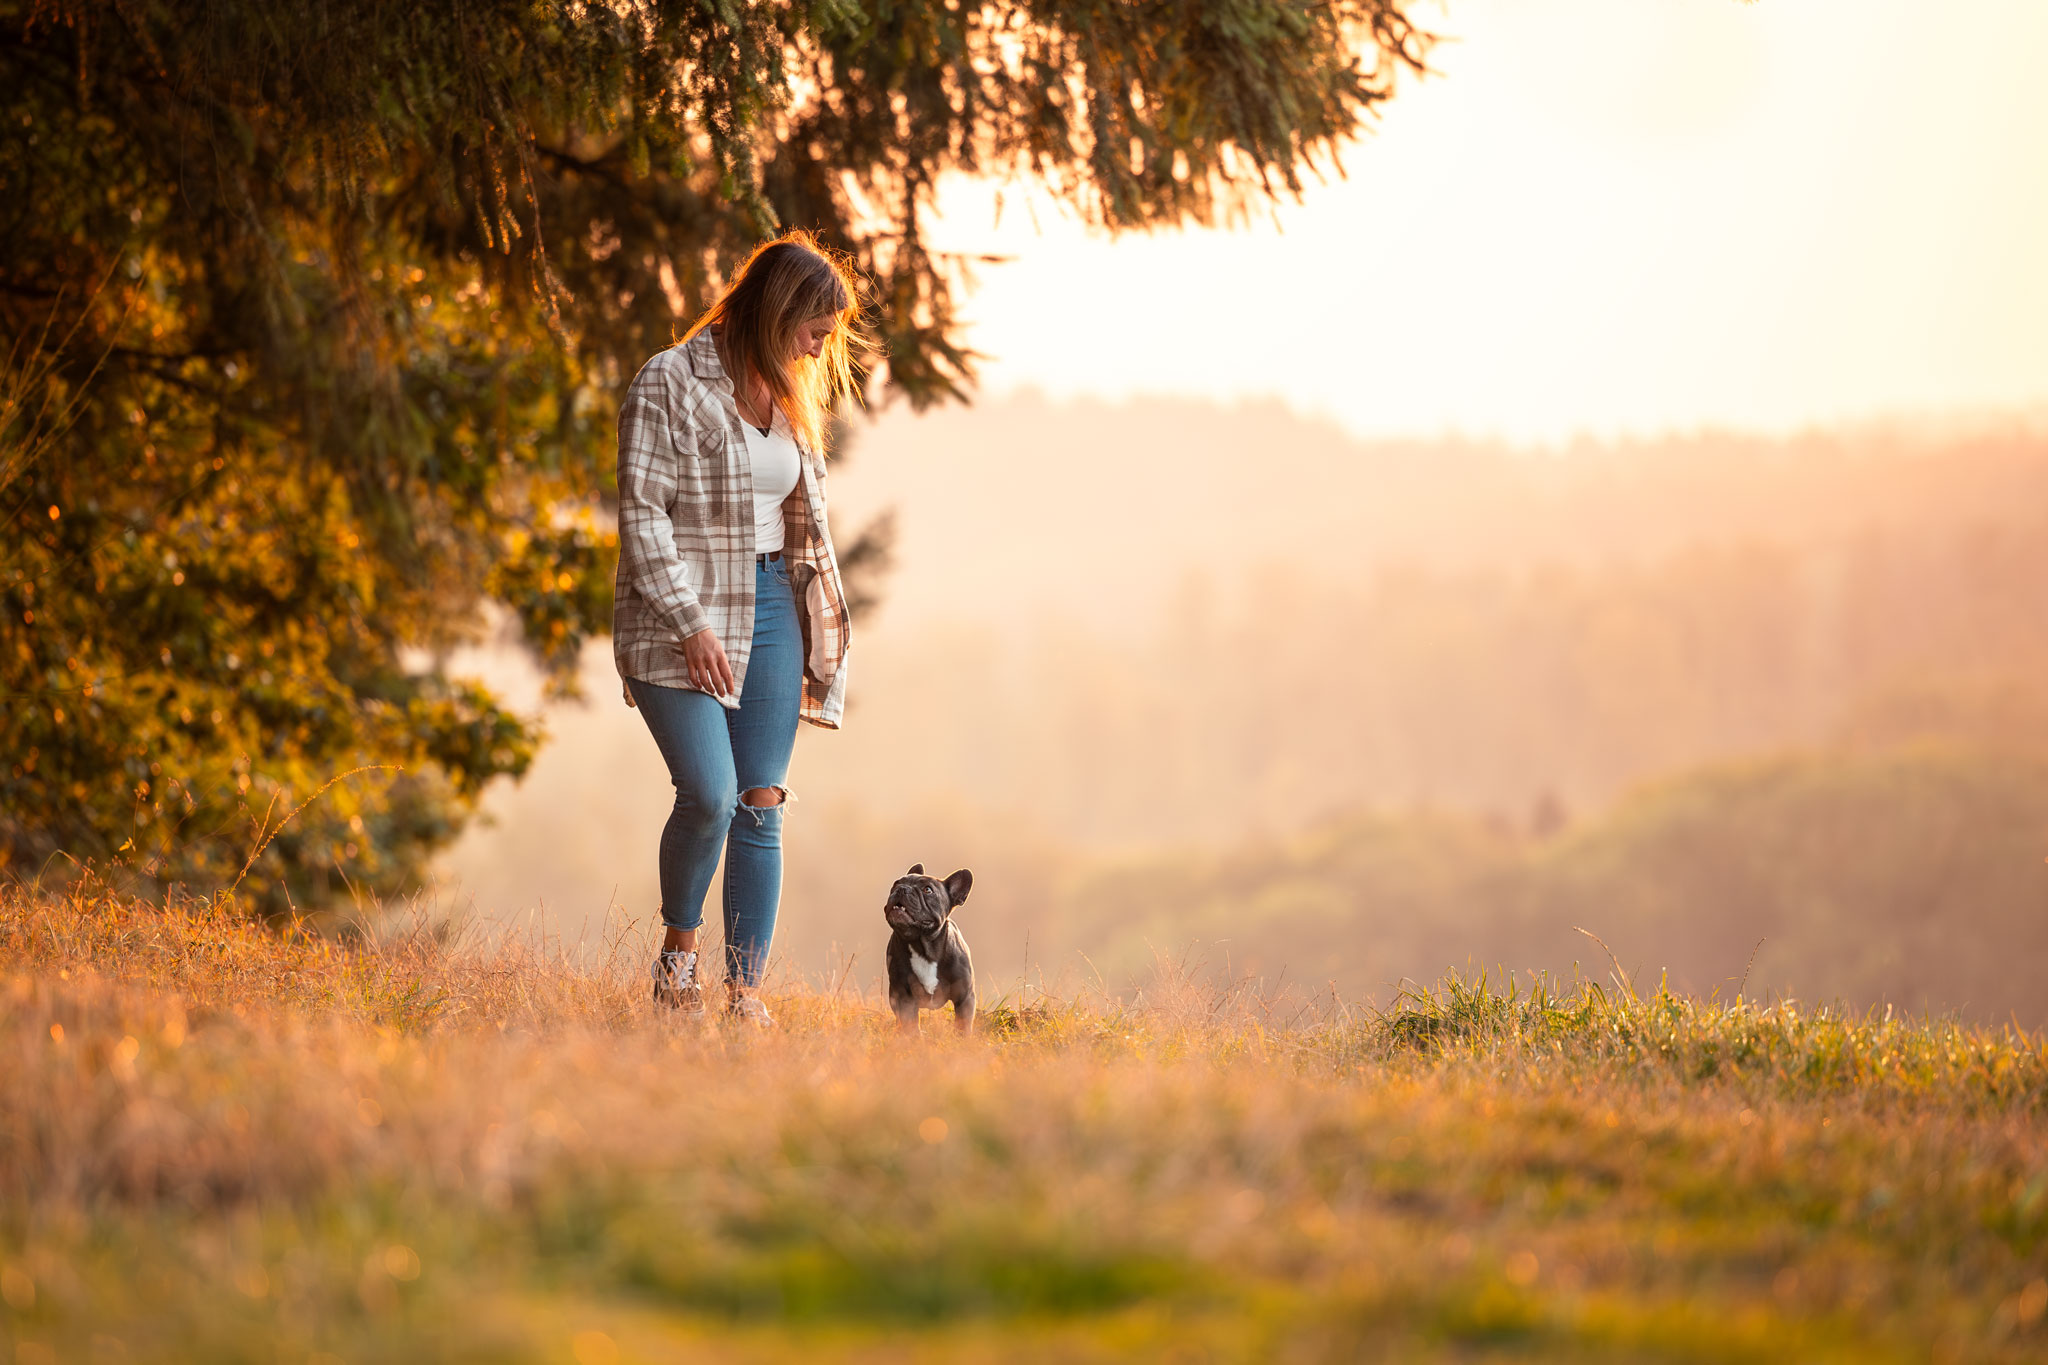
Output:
[721, 560, 804, 991]
[626, 676, 739, 943]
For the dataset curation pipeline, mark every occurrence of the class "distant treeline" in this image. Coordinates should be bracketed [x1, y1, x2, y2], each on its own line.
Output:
[832, 501, 2048, 849]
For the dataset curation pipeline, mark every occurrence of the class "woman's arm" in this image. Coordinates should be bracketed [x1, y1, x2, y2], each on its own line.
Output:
[615, 357, 710, 643]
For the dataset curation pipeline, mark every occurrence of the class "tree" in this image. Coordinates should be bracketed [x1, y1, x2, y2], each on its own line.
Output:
[0, 0, 1432, 910]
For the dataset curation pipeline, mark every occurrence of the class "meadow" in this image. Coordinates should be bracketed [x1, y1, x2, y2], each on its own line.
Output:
[4, 885, 2046, 1363]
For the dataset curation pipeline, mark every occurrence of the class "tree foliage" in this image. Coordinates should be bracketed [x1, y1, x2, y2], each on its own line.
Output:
[0, 0, 1431, 908]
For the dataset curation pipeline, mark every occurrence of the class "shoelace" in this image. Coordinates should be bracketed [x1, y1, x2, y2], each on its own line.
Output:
[654, 948, 698, 988]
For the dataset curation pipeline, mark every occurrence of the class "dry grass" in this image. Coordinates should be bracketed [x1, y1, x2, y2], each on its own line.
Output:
[3, 881, 2047, 1363]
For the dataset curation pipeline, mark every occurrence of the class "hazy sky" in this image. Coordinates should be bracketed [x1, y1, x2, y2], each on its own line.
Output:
[920, 0, 2048, 443]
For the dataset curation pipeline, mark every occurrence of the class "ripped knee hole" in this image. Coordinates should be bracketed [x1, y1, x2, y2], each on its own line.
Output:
[740, 786, 787, 808]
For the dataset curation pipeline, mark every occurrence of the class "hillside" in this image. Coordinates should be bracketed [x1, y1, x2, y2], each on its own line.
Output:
[3, 887, 2046, 1362]
[1051, 742, 2048, 1026]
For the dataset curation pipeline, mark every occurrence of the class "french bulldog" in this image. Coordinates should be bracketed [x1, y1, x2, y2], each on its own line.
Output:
[883, 864, 975, 1034]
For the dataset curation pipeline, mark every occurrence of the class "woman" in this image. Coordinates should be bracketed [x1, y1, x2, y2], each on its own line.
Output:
[612, 231, 862, 1024]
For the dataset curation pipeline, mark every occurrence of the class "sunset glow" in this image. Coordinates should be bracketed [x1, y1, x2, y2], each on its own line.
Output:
[927, 0, 2048, 441]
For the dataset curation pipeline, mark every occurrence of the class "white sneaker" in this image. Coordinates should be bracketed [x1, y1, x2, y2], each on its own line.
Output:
[652, 949, 705, 1017]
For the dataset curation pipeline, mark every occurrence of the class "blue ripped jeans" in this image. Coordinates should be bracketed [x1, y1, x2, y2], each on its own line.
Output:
[627, 555, 801, 988]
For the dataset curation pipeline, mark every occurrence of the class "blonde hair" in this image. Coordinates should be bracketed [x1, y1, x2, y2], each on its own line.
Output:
[682, 230, 868, 452]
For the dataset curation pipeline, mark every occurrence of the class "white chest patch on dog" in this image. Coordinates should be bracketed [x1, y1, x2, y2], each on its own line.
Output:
[909, 951, 939, 995]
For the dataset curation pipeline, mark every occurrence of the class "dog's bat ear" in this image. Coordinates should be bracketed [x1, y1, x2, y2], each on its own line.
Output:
[907, 863, 924, 876]
[943, 868, 973, 908]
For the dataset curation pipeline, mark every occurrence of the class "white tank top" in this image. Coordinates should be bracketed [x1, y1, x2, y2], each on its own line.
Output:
[739, 419, 801, 555]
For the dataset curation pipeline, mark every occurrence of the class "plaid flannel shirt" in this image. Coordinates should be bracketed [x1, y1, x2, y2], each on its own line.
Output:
[611, 330, 851, 728]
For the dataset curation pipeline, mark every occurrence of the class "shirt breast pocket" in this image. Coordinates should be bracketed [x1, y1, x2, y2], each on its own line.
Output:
[665, 428, 718, 509]
[691, 424, 733, 465]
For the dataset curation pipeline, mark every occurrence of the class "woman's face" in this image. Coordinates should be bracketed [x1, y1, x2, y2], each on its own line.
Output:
[789, 313, 838, 361]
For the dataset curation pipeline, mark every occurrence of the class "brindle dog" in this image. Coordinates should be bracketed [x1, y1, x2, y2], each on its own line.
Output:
[882, 864, 975, 1034]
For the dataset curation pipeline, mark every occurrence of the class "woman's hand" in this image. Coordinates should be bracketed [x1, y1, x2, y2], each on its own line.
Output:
[680, 626, 736, 696]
